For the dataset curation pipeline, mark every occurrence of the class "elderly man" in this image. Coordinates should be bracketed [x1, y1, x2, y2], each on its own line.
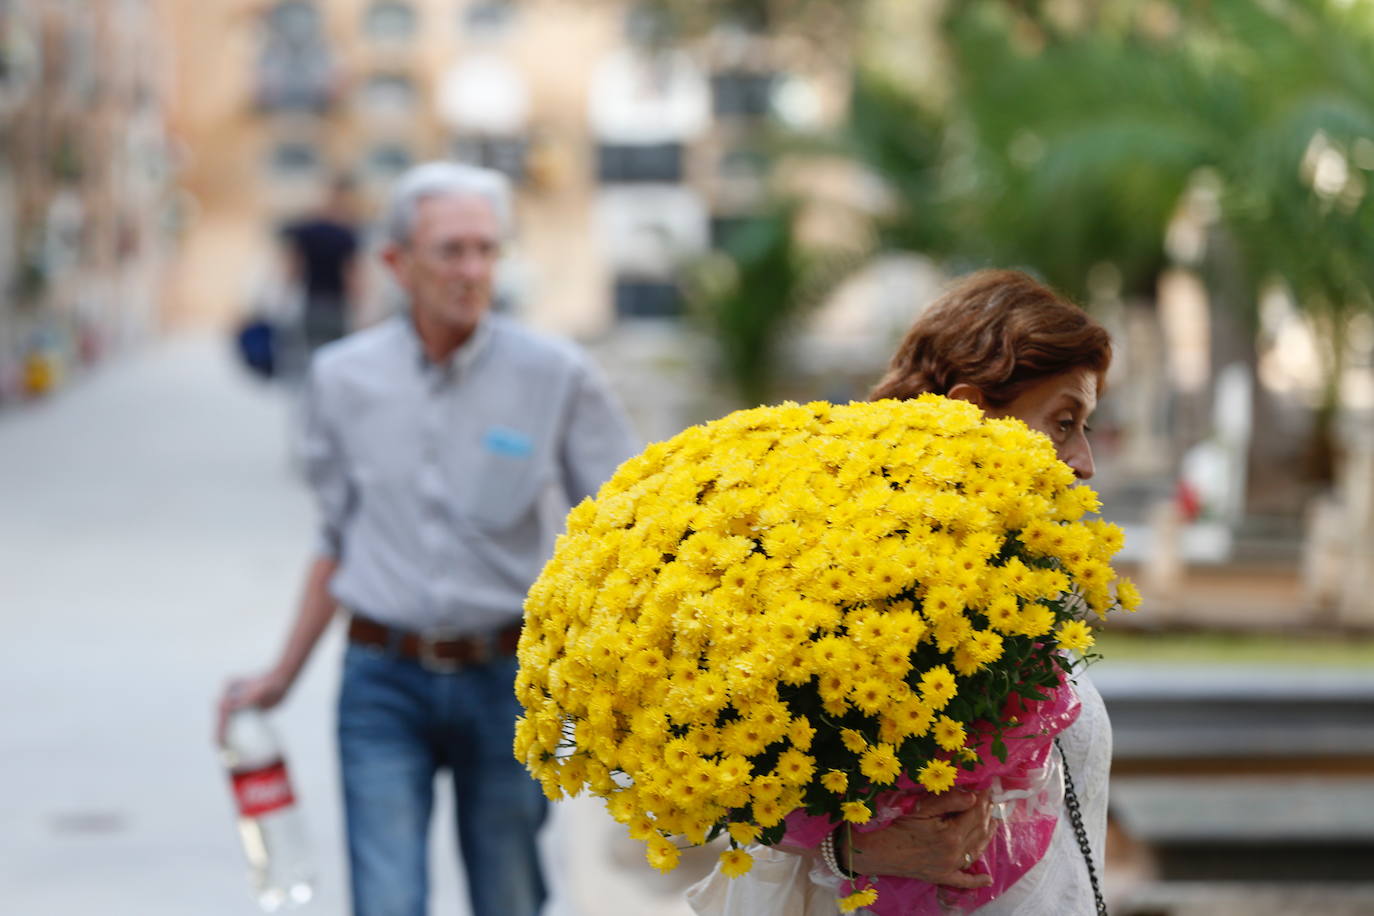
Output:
[220, 162, 638, 916]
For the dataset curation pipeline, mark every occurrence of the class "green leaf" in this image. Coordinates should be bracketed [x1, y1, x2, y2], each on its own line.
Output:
[991, 736, 1008, 763]
[760, 822, 787, 848]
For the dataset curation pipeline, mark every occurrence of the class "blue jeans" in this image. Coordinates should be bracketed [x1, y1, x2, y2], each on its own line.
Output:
[337, 643, 547, 916]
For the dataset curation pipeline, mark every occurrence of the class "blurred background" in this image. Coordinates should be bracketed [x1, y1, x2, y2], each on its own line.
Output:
[2, 0, 1374, 914]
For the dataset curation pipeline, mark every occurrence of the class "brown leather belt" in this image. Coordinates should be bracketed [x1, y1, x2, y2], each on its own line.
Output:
[347, 615, 522, 673]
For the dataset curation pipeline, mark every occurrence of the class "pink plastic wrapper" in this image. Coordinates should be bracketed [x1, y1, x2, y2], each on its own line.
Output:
[782, 676, 1081, 915]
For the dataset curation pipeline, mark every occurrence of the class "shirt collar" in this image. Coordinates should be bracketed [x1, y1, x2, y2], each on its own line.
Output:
[400, 310, 495, 379]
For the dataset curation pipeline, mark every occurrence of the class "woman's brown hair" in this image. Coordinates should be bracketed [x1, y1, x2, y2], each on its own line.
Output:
[869, 269, 1112, 405]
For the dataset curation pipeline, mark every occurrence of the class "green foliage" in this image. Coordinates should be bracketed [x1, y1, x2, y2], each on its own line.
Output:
[690, 203, 806, 406]
[940, 5, 1212, 300]
[839, 70, 953, 257]
[677, 0, 1374, 412]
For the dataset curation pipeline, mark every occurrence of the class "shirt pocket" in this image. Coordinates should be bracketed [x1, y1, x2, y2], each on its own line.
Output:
[466, 425, 548, 531]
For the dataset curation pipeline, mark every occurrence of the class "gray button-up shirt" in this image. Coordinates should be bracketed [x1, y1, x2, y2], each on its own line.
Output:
[302, 313, 638, 635]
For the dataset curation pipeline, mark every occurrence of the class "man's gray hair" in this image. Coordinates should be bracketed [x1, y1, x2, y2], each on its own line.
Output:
[382, 161, 514, 246]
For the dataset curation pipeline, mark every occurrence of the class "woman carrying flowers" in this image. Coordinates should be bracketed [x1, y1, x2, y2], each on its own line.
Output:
[516, 269, 1132, 915]
[687, 269, 1115, 914]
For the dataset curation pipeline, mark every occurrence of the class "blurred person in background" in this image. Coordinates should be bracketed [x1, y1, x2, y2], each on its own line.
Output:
[219, 161, 638, 916]
[279, 175, 363, 372]
[689, 270, 1113, 916]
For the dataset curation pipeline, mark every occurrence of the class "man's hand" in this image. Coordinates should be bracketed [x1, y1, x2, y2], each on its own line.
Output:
[215, 556, 340, 745]
[842, 790, 995, 889]
[216, 671, 290, 745]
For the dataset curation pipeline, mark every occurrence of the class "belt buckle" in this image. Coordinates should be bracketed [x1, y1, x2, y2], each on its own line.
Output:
[418, 628, 471, 674]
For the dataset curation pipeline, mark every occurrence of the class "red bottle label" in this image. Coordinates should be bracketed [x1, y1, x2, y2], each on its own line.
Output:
[231, 759, 296, 818]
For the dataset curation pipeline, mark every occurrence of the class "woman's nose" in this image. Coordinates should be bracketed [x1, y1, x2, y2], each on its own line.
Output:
[1067, 436, 1095, 480]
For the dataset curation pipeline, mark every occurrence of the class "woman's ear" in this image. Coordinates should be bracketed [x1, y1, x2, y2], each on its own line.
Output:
[946, 382, 988, 409]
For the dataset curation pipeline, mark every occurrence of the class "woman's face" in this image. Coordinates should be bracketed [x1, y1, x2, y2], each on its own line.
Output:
[985, 367, 1100, 480]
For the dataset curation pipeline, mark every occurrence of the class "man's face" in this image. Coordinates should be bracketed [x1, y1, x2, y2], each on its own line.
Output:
[385, 193, 501, 336]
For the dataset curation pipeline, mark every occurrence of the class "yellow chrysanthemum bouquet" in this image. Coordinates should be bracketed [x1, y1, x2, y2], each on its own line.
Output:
[514, 395, 1137, 914]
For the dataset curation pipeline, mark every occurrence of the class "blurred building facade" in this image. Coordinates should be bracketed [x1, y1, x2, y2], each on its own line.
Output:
[154, 0, 846, 440]
[0, 0, 177, 405]
[158, 2, 808, 336]
[0, 0, 843, 425]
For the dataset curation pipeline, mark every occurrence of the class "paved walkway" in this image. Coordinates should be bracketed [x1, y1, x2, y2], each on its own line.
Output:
[0, 337, 708, 915]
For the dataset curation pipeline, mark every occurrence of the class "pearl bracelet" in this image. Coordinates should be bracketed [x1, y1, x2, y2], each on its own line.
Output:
[820, 829, 854, 880]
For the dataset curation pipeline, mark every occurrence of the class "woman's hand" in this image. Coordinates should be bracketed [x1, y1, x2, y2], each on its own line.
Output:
[841, 790, 995, 889]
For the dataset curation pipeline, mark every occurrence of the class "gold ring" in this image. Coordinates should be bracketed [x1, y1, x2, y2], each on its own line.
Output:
[962, 852, 974, 868]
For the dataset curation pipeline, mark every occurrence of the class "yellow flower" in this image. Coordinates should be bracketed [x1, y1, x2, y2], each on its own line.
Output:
[850, 677, 890, 716]
[995, 556, 1039, 600]
[839, 887, 879, 913]
[625, 812, 657, 840]
[917, 759, 959, 794]
[1018, 603, 1056, 638]
[719, 752, 752, 791]
[727, 822, 761, 845]
[1055, 619, 1095, 652]
[933, 615, 972, 654]
[628, 647, 668, 679]
[966, 629, 1004, 665]
[933, 716, 967, 752]
[719, 847, 754, 878]
[952, 645, 982, 677]
[744, 699, 792, 744]
[753, 798, 786, 827]
[565, 497, 597, 532]
[1085, 518, 1126, 555]
[840, 728, 868, 754]
[789, 715, 816, 751]
[717, 555, 767, 597]
[751, 775, 784, 803]
[538, 770, 564, 801]
[1055, 485, 1102, 521]
[678, 530, 725, 568]
[918, 665, 958, 710]
[761, 521, 807, 559]
[1116, 577, 1142, 612]
[812, 565, 862, 604]
[841, 800, 872, 823]
[890, 695, 934, 738]
[645, 835, 681, 873]
[686, 724, 721, 757]
[810, 635, 852, 672]
[876, 644, 914, 678]
[846, 607, 893, 648]
[886, 607, 927, 645]
[775, 748, 816, 786]
[922, 585, 964, 623]
[1070, 559, 1111, 592]
[720, 718, 771, 757]
[516, 394, 1126, 878]
[860, 743, 901, 785]
[1085, 585, 1114, 617]
[822, 695, 851, 718]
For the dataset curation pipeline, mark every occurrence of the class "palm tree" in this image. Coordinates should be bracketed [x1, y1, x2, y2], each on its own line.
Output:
[669, 0, 1374, 478]
[892, 0, 1374, 485]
